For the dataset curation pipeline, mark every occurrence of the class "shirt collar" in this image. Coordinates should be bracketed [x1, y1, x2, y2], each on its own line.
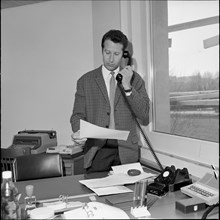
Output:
[102, 65, 119, 79]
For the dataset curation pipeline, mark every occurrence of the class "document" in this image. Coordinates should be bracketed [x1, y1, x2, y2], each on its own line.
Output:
[90, 186, 133, 196]
[80, 162, 156, 189]
[79, 119, 129, 141]
[79, 163, 156, 196]
[80, 172, 155, 189]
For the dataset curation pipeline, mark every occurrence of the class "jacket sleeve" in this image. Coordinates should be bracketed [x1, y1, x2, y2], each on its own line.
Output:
[70, 76, 86, 132]
[126, 72, 150, 125]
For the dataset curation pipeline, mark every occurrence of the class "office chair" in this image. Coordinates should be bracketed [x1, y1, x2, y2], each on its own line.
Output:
[1, 147, 31, 181]
[14, 153, 63, 182]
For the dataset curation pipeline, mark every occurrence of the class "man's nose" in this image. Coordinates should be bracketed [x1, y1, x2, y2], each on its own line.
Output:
[110, 54, 114, 63]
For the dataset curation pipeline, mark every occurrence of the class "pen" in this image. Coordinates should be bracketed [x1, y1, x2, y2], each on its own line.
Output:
[211, 164, 218, 179]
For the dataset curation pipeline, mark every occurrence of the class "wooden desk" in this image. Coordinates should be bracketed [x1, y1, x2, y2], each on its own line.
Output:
[14, 172, 219, 219]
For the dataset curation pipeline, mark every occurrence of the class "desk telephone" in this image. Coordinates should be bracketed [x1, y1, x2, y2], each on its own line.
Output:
[147, 165, 192, 196]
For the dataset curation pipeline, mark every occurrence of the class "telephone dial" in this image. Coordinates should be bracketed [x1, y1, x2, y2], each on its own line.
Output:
[147, 165, 192, 196]
[154, 165, 175, 184]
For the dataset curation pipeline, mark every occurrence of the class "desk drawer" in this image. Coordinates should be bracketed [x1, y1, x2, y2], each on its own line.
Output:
[62, 159, 74, 176]
[64, 168, 74, 176]
[61, 153, 84, 176]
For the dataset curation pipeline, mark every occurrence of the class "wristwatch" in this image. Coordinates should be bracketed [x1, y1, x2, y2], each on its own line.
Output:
[124, 88, 132, 96]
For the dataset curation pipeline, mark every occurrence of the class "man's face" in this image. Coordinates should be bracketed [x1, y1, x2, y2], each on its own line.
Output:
[102, 39, 123, 71]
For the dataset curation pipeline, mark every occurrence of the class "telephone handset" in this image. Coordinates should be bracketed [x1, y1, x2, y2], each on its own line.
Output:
[116, 50, 132, 84]
[122, 50, 132, 66]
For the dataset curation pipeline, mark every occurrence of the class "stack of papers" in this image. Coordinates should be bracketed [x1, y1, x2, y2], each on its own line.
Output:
[79, 163, 156, 196]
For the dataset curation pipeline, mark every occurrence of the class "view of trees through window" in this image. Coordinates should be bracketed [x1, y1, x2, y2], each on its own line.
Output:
[168, 1, 219, 142]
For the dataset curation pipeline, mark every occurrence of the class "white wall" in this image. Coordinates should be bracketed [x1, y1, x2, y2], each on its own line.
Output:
[1, 1, 94, 147]
[1, 0, 121, 148]
[92, 0, 120, 67]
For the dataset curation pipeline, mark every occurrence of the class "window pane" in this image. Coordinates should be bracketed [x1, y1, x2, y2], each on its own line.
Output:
[168, 1, 219, 25]
[153, 1, 219, 142]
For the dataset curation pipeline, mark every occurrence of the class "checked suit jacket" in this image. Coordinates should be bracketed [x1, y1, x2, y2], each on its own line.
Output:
[70, 65, 150, 169]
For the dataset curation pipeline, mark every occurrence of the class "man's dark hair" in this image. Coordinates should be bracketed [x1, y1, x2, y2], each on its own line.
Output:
[101, 29, 128, 51]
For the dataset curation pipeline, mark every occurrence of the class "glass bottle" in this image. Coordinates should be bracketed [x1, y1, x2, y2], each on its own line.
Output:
[1, 171, 21, 219]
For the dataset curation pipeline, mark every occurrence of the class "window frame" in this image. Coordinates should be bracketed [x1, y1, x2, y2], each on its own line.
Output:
[120, 0, 219, 178]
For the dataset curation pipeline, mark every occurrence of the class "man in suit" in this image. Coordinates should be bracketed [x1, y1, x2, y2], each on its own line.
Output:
[70, 29, 150, 173]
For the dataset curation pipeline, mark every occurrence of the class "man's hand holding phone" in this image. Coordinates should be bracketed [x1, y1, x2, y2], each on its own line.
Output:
[119, 65, 133, 90]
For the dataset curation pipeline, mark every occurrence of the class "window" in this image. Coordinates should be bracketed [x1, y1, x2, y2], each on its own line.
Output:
[152, 0, 219, 142]
[168, 1, 219, 142]
[138, 0, 219, 177]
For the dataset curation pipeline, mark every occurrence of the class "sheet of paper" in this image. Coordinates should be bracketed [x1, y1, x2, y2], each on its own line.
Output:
[112, 162, 144, 174]
[90, 185, 133, 196]
[80, 119, 129, 141]
[79, 172, 156, 189]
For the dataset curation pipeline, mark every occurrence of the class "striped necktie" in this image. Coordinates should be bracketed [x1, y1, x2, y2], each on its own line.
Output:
[109, 71, 116, 129]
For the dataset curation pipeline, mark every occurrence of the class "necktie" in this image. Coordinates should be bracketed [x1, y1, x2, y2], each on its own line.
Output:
[109, 71, 116, 129]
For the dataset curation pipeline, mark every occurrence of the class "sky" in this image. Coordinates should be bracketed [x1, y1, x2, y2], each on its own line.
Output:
[168, 1, 219, 77]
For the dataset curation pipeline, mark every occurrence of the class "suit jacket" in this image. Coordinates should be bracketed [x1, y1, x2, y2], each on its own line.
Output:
[70, 65, 150, 169]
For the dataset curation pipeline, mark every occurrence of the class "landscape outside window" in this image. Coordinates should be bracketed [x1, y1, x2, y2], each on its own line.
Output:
[168, 1, 219, 142]
[157, 1, 219, 142]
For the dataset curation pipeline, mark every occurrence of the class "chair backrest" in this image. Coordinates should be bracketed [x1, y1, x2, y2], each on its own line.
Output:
[1, 147, 31, 181]
[14, 153, 63, 182]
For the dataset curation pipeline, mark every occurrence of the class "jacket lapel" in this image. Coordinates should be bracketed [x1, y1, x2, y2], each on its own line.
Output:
[94, 66, 122, 107]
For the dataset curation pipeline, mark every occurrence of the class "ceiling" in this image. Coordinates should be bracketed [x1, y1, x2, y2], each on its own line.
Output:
[1, 0, 51, 9]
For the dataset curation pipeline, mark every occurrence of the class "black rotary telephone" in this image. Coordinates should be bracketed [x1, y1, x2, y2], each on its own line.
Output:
[147, 165, 192, 196]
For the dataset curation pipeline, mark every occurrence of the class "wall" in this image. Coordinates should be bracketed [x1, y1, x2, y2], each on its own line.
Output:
[92, 0, 120, 68]
[1, 1, 120, 147]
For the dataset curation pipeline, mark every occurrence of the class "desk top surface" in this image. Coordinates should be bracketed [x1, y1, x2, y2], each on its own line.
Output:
[15, 172, 107, 202]
[15, 172, 219, 219]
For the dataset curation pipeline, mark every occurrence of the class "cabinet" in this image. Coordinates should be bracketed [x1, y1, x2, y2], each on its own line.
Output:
[61, 152, 85, 176]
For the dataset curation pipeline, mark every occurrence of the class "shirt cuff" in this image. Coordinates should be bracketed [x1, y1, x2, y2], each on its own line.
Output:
[125, 91, 132, 96]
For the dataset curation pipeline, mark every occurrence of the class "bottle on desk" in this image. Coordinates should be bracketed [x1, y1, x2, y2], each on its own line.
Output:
[1, 171, 21, 219]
